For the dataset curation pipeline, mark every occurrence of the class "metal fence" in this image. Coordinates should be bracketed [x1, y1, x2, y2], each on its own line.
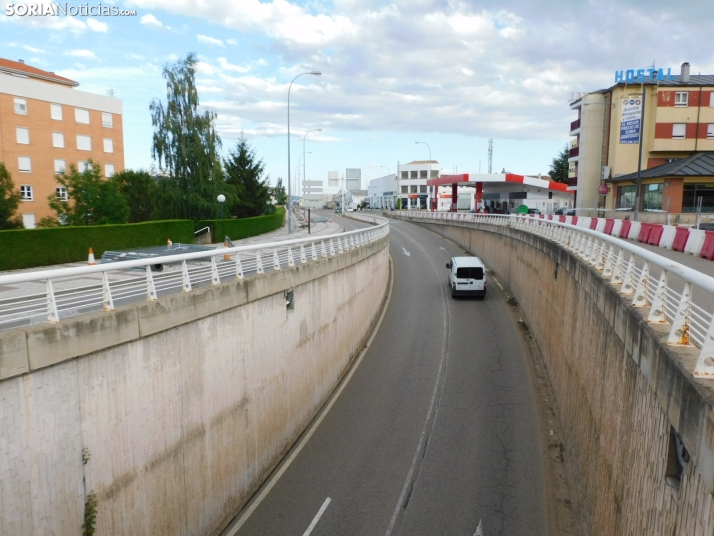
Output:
[401, 211, 714, 379]
[0, 214, 388, 330]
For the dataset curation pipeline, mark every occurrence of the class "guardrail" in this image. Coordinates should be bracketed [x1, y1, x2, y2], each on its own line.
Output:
[400, 211, 714, 378]
[0, 214, 388, 330]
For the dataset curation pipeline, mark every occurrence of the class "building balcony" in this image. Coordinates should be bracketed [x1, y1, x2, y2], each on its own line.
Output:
[570, 119, 581, 131]
[567, 177, 578, 187]
[569, 146, 580, 157]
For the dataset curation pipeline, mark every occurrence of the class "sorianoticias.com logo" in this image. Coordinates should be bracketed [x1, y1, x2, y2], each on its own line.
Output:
[5, 3, 137, 16]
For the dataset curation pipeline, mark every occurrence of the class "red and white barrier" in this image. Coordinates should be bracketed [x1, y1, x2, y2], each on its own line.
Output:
[685, 229, 707, 255]
[659, 225, 677, 249]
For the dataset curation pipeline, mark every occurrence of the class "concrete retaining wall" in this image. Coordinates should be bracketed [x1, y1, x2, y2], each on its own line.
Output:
[0, 236, 389, 536]
[402, 216, 714, 536]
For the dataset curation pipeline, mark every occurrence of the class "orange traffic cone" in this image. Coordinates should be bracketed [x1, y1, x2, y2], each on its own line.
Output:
[224, 238, 231, 261]
[87, 247, 96, 266]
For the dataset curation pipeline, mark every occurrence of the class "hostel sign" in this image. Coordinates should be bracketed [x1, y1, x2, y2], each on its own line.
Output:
[614, 68, 675, 84]
[620, 98, 642, 144]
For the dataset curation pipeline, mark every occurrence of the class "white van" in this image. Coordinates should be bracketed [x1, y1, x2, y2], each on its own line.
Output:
[445, 256, 487, 298]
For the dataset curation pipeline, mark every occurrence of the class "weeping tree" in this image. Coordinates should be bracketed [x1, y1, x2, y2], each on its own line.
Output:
[150, 53, 234, 221]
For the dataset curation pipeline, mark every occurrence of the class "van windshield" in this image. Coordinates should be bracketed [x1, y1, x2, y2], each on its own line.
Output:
[456, 267, 483, 280]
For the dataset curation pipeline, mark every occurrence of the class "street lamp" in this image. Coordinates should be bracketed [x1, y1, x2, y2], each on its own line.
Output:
[415, 141, 431, 211]
[303, 128, 322, 202]
[628, 88, 648, 221]
[217, 194, 226, 219]
[287, 71, 321, 233]
[296, 152, 311, 209]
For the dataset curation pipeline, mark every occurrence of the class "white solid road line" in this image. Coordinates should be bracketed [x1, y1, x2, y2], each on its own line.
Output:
[222, 256, 395, 536]
[302, 497, 332, 536]
[474, 519, 484, 535]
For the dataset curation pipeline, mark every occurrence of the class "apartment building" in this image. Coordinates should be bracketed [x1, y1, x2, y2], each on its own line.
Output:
[0, 58, 124, 227]
[397, 160, 441, 209]
[569, 63, 714, 214]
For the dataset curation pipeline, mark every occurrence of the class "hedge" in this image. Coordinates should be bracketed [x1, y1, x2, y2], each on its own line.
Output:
[199, 206, 285, 243]
[0, 220, 194, 271]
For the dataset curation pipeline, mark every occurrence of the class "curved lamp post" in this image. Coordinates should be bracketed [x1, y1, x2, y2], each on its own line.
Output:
[217, 194, 226, 219]
[302, 128, 322, 202]
[287, 71, 321, 233]
[415, 141, 431, 211]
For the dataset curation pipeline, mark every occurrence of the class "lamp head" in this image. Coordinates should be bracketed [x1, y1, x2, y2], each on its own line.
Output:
[217, 194, 226, 203]
[310, 71, 321, 76]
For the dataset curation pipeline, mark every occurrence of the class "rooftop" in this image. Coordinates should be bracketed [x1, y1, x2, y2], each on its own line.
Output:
[405, 160, 440, 165]
[610, 152, 714, 182]
[0, 58, 78, 87]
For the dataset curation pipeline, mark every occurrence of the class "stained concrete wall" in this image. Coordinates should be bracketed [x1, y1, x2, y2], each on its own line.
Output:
[0, 236, 389, 536]
[397, 214, 714, 536]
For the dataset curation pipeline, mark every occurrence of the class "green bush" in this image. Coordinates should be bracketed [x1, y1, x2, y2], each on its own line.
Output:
[199, 206, 285, 242]
[0, 220, 194, 270]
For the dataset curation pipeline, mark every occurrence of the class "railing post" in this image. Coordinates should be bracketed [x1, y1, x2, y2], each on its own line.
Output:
[102, 272, 115, 310]
[647, 271, 668, 323]
[321, 241, 328, 258]
[287, 247, 295, 267]
[611, 249, 625, 286]
[602, 245, 615, 279]
[236, 254, 245, 279]
[273, 248, 281, 270]
[337, 237, 344, 254]
[47, 279, 60, 322]
[211, 256, 221, 285]
[694, 321, 714, 377]
[256, 250, 265, 274]
[329, 239, 336, 256]
[631, 260, 649, 307]
[668, 282, 692, 345]
[145, 266, 158, 301]
[300, 244, 307, 263]
[311, 242, 318, 260]
[181, 260, 192, 292]
[620, 253, 636, 295]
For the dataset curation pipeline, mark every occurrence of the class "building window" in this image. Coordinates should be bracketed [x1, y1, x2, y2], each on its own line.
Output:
[51, 104, 63, 120]
[16, 127, 29, 144]
[75, 108, 90, 124]
[674, 92, 689, 107]
[672, 123, 686, 140]
[56, 186, 68, 201]
[616, 185, 635, 210]
[105, 163, 115, 177]
[430, 170, 438, 178]
[54, 159, 66, 174]
[78, 161, 88, 172]
[103, 138, 114, 153]
[643, 183, 664, 211]
[683, 184, 714, 213]
[708, 124, 714, 140]
[53, 132, 65, 148]
[410, 170, 418, 179]
[20, 185, 33, 200]
[18, 157, 31, 173]
[410, 185, 418, 193]
[401, 171, 408, 179]
[102, 112, 113, 128]
[419, 185, 427, 193]
[77, 135, 92, 151]
[401, 185, 408, 194]
[14, 97, 27, 115]
[419, 170, 427, 179]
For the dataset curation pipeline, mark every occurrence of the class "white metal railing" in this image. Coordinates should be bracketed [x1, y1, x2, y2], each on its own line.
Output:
[0, 215, 388, 329]
[400, 211, 714, 379]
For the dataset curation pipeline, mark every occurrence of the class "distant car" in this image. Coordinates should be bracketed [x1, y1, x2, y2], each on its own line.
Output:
[445, 256, 487, 299]
[346, 207, 354, 212]
[565, 209, 576, 216]
[527, 208, 541, 214]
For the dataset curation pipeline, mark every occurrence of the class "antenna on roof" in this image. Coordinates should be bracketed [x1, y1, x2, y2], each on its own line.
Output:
[106, 89, 116, 98]
[487, 138, 493, 174]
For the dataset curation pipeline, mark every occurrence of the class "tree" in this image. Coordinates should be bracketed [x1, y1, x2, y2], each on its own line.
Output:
[549, 144, 570, 184]
[0, 162, 23, 229]
[47, 161, 129, 225]
[224, 136, 273, 218]
[150, 53, 227, 221]
[111, 170, 157, 223]
[273, 177, 287, 205]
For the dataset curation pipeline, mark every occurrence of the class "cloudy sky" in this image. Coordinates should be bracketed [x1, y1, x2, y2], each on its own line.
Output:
[2, 0, 711, 191]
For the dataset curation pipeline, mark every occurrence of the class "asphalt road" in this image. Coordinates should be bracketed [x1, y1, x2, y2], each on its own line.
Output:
[227, 214, 547, 536]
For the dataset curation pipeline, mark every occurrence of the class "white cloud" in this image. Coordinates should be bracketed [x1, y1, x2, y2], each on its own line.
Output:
[226, 38, 238, 45]
[217, 57, 250, 73]
[141, 14, 163, 29]
[65, 50, 97, 60]
[197, 34, 225, 47]
[22, 45, 45, 53]
[87, 18, 108, 32]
